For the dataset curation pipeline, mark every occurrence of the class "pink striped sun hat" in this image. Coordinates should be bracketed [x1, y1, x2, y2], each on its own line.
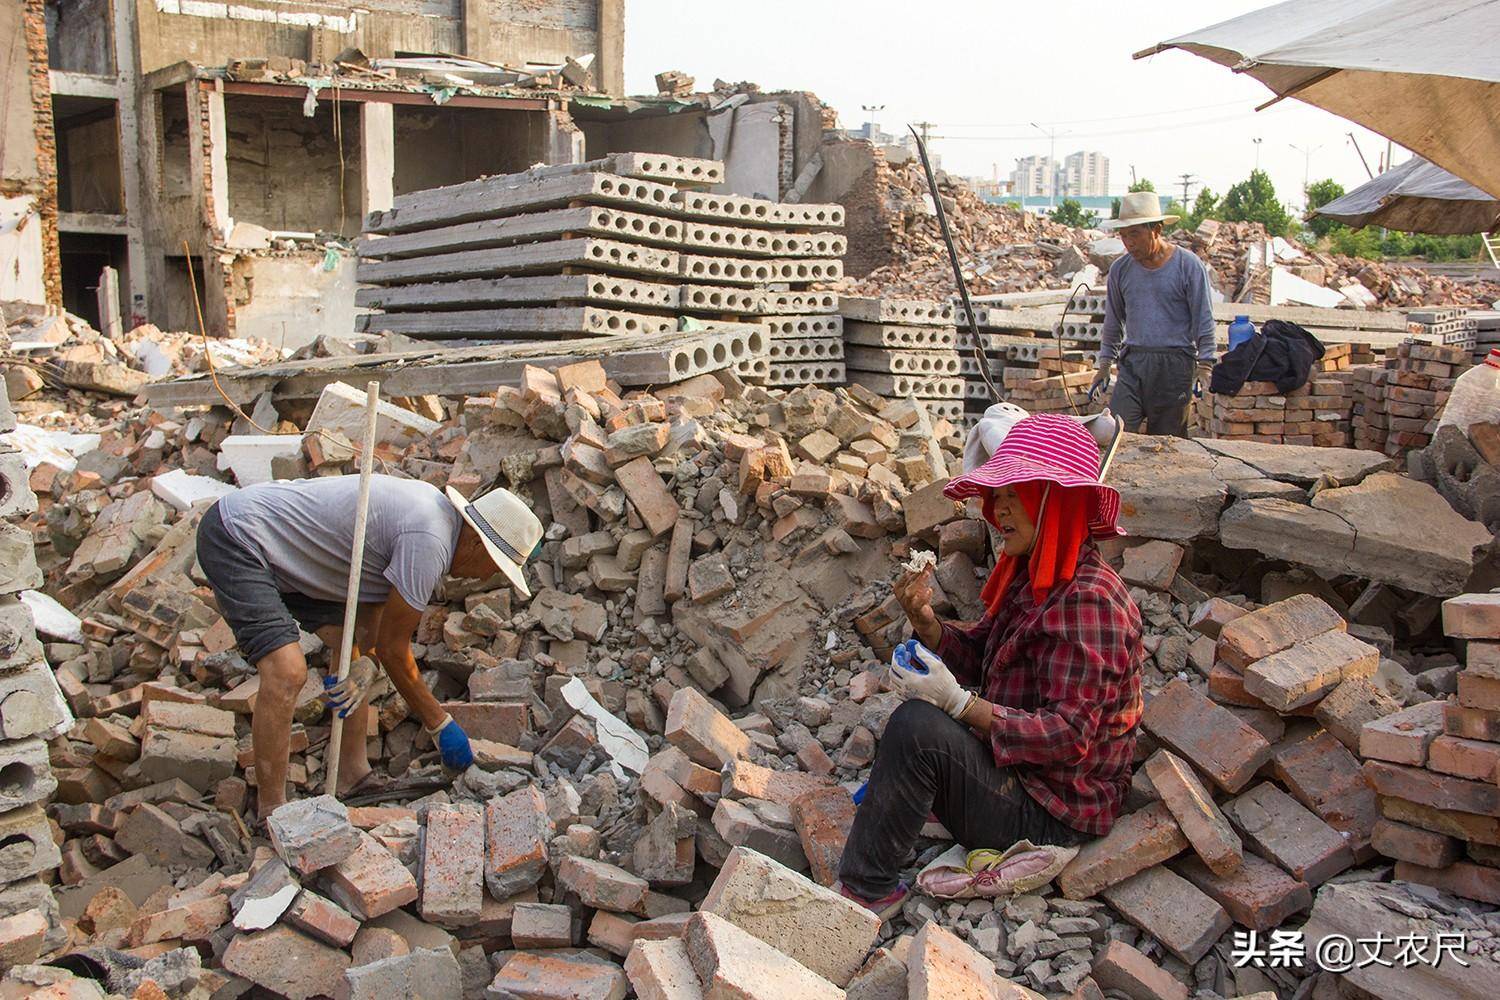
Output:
[943, 413, 1123, 537]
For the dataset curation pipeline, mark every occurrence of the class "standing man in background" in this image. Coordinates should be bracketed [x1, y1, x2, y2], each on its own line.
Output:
[1089, 191, 1216, 437]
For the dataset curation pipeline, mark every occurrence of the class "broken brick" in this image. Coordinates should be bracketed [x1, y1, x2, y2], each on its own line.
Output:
[1141, 680, 1272, 793]
[1217, 594, 1345, 671]
[1142, 750, 1241, 877]
[1057, 802, 1188, 900]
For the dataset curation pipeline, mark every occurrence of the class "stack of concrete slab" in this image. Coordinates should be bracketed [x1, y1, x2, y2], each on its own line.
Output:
[840, 297, 964, 422]
[755, 297, 845, 387]
[1360, 594, 1500, 905]
[357, 153, 844, 380]
[0, 381, 72, 963]
[1467, 310, 1500, 359]
[1408, 307, 1479, 354]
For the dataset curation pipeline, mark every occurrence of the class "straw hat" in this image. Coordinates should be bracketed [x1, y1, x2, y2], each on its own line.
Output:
[943, 413, 1123, 538]
[1103, 191, 1180, 230]
[444, 485, 543, 596]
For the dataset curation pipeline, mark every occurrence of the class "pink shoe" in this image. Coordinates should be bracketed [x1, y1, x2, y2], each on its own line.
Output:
[838, 880, 910, 921]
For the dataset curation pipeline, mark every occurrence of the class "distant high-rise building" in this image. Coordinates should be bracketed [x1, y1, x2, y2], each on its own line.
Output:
[1059, 151, 1110, 197]
[1011, 156, 1054, 197]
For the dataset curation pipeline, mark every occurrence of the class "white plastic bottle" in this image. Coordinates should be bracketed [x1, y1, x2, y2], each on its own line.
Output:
[1437, 348, 1500, 433]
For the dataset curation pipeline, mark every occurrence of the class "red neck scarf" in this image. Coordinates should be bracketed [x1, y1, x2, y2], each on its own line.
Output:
[978, 481, 1091, 615]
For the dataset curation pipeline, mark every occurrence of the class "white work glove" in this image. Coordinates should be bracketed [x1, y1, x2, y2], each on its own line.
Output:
[1194, 360, 1214, 399]
[1088, 360, 1114, 402]
[323, 655, 378, 719]
[890, 640, 969, 719]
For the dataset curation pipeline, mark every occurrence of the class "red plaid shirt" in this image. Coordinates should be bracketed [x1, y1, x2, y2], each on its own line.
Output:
[936, 545, 1144, 836]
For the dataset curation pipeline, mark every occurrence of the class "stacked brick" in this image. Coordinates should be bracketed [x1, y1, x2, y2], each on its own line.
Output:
[356, 152, 846, 384]
[840, 297, 964, 423]
[1197, 362, 1359, 446]
[0, 381, 72, 963]
[1355, 340, 1470, 457]
[1359, 594, 1500, 905]
[956, 301, 1103, 424]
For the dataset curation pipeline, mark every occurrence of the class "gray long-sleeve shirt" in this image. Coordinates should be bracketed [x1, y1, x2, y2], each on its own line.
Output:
[1099, 247, 1216, 364]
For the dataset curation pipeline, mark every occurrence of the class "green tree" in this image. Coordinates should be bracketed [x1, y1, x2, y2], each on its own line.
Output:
[1304, 178, 1346, 238]
[1049, 198, 1099, 228]
[1183, 187, 1220, 231]
[1329, 226, 1383, 260]
[1128, 178, 1156, 193]
[1221, 169, 1293, 237]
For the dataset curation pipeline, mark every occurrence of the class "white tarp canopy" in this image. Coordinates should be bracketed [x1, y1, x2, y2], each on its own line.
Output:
[1311, 156, 1500, 233]
[1136, 0, 1500, 198]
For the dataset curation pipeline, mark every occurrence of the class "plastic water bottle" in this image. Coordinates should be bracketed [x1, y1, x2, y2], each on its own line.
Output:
[1437, 348, 1500, 433]
[1228, 315, 1256, 351]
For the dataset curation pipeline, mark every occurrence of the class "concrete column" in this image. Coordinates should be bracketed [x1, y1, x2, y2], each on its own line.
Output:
[360, 101, 395, 217]
[596, 0, 624, 96]
[96, 266, 121, 338]
[463, 0, 491, 62]
[113, 0, 149, 323]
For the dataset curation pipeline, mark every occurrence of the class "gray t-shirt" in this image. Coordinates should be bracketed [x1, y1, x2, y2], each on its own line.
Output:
[1100, 247, 1216, 364]
[217, 475, 462, 609]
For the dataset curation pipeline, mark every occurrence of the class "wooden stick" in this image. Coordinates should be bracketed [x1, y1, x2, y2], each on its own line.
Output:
[325, 381, 381, 797]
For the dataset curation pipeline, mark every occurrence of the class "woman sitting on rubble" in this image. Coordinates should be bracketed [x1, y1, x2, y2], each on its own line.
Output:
[837, 413, 1145, 917]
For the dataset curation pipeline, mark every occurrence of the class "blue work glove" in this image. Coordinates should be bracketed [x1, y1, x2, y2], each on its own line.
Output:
[890, 640, 969, 718]
[429, 715, 474, 771]
[322, 656, 377, 719]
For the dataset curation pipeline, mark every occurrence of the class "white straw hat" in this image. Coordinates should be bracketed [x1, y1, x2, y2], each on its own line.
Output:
[444, 485, 542, 597]
[1103, 191, 1180, 230]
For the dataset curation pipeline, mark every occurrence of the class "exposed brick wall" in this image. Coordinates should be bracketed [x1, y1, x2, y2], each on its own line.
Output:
[13, 0, 61, 306]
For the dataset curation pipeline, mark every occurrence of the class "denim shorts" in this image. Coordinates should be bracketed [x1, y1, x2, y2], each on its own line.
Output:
[196, 501, 345, 662]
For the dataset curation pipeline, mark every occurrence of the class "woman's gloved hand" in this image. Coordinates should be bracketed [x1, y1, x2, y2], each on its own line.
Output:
[427, 714, 474, 770]
[890, 639, 969, 718]
[323, 655, 378, 718]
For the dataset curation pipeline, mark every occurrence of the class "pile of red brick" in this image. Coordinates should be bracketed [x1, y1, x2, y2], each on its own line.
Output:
[1041, 570, 1397, 976]
[1362, 594, 1500, 905]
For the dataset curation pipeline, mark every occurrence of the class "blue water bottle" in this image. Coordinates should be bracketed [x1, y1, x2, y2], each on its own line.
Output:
[1228, 315, 1256, 351]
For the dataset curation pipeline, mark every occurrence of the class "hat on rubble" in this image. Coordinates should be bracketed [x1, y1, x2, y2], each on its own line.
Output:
[1102, 190, 1180, 230]
[943, 413, 1123, 538]
[444, 485, 543, 597]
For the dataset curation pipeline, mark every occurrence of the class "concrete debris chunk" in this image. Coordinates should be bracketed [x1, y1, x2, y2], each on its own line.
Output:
[700, 846, 878, 987]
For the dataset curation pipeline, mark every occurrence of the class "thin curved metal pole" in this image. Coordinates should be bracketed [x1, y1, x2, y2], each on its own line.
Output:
[908, 125, 1002, 403]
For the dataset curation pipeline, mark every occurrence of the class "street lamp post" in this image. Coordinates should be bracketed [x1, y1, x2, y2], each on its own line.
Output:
[1252, 137, 1262, 171]
[1030, 122, 1060, 210]
[1289, 143, 1323, 203]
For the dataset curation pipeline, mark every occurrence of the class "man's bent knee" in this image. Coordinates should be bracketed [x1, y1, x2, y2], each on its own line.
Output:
[256, 645, 308, 704]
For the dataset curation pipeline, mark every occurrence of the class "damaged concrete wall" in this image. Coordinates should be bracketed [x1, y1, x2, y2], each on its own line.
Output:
[44, 0, 114, 74]
[805, 139, 892, 279]
[223, 94, 362, 236]
[227, 253, 360, 351]
[127, 0, 623, 92]
[3, 0, 60, 306]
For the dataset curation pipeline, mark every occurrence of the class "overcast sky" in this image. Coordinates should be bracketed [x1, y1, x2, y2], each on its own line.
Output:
[622, 0, 1401, 209]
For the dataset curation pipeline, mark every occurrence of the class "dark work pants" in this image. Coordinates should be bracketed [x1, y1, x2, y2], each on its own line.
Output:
[838, 700, 1086, 900]
[1109, 347, 1194, 437]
